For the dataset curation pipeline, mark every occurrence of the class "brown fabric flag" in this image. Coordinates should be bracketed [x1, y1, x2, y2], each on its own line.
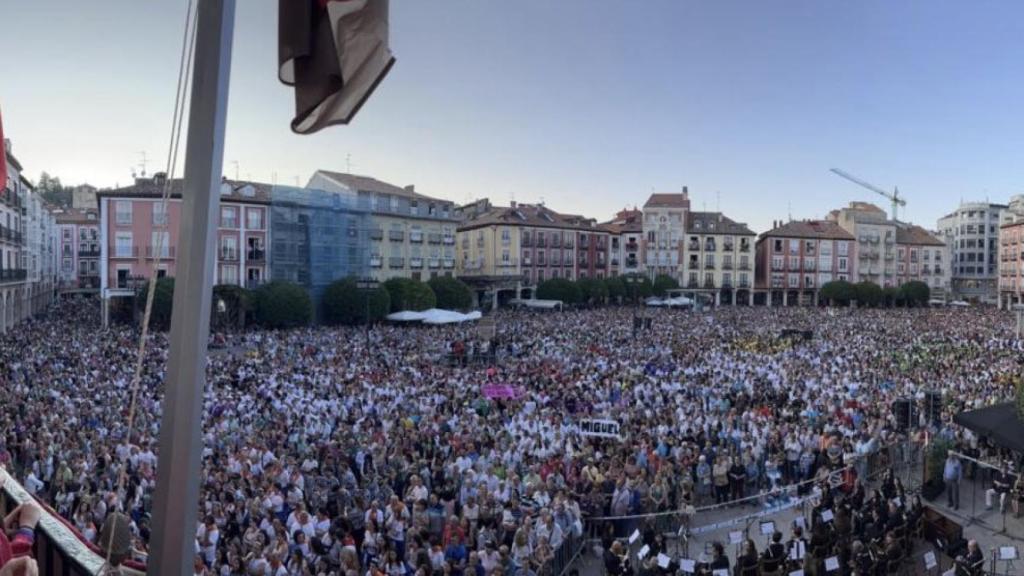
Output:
[279, 0, 395, 134]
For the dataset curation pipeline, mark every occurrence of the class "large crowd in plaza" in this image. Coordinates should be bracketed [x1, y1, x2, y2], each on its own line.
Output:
[0, 301, 1021, 575]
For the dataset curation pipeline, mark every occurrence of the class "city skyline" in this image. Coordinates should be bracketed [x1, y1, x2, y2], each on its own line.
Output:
[2, 0, 1024, 234]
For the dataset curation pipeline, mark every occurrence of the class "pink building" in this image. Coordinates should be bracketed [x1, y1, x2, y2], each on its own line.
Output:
[99, 174, 269, 302]
[755, 220, 856, 306]
[56, 208, 100, 291]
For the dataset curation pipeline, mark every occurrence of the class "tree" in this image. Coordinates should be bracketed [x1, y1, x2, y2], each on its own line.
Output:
[36, 171, 72, 208]
[576, 277, 608, 305]
[252, 281, 312, 328]
[604, 276, 625, 302]
[819, 280, 856, 306]
[652, 274, 680, 297]
[383, 278, 436, 312]
[882, 286, 901, 308]
[535, 277, 581, 304]
[428, 276, 473, 310]
[900, 280, 931, 307]
[212, 284, 252, 331]
[854, 281, 883, 307]
[137, 277, 175, 330]
[322, 278, 390, 325]
[620, 273, 653, 302]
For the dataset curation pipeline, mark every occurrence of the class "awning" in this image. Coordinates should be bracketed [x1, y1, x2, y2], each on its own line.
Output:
[386, 310, 427, 322]
[954, 402, 1024, 453]
[421, 308, 481, 325]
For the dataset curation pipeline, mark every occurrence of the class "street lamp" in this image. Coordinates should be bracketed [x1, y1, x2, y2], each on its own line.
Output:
[356, 278, 379, 349]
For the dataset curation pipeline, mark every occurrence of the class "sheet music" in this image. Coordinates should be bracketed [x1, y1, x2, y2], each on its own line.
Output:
[729, 530, 743, 544]
[820, 509, 834, 522]
[680, 559, 696, 574]
[789, 541, 806, 561]
[1000, 546, 1018, 560]
[628, 529, 640, 544]
[657, 553, 671, 569]
[789, 571, 805, 576]
[713, 570, 729, 576]
[760, 521, 775, 535]
[924, 551, 937, 569]
[638, 544, 650, 559]
[825, 556, 840, 572]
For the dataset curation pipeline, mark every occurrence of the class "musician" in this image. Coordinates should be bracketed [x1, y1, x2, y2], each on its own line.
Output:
[603, 539, 629, 576]
[882, 532, 902, 564]
[884, 501, 905, 535]
[955, 540, 984, 576]
[849, 540, 875, 576]
[735, 539, 759, 576]
[786, 525, 808, 568]
[905, 495, 923, 534]
[762, 531, 786, 572]
[987, 465, 1013, 513]
[708, 542, 730, 573]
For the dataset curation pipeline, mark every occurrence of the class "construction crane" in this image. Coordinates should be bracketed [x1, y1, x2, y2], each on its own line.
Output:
[830, 168, 906, 221]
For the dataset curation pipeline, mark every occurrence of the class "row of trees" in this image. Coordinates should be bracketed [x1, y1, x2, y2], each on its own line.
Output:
[142, 275, 475, 330]
[819, 279, 931, 307]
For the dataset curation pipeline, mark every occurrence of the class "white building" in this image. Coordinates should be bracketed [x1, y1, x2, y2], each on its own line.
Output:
[829, 202, 899, 287]
[936, 201, 1005, 303]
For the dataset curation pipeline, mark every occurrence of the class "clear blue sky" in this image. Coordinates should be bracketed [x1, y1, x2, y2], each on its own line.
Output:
[2, 0, 1023, 232]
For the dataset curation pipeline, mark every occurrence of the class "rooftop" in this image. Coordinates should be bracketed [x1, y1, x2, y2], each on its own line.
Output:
[97, 174, 272, 203]
[759, 219, 855, 241]
[895, 224, 945, 246]
[313, 170, 451, 206]
[54, 208, 98, 225]
[686, 211, 755, 236]
[458, 202, 604, 233]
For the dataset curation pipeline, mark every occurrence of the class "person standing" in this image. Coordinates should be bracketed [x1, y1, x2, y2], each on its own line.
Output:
[943, 453, 962, 510]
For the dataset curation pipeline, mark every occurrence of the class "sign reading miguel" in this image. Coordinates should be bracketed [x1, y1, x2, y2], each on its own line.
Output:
[578, 419, 622, 440]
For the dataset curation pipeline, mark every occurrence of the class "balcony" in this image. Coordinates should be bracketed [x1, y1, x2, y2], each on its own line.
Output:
[626, 241, 639, 252]
[443, 258, 455, 269]
[498, 257, 519, 268]
[535, 259, 547, 267]
[577, 260, 589, 268]
[409, 232, 424, 243]
[521, 237, 533, 247]
[738, 280, 751, 289]
[724, 244, 734, 252]
[247, 249, 266, 262]
[369, 229, 384, 241]
[704, 261, 715, 270]
[0, 269, 27, 283]
[721, 261, 733, 270]
[410, 257, 424, 268]
[688, 242, 700, 251]
[687, 280, 700, 288]
[116, 274, 148, 290]
[427, 233, 443, 244]
[523, 257, 532, 266]
[369, 256, 383, 268]
[611, 258, 620, 266]
[218, 248, 237, 262]
[428, 258, 441, 269]
[625, 258, 638, 268]
[739, 244, 750, 252]
[112, 246, 140, 258]
[738, 263, 750, 271]
[536, 238, 547, 248]
[78, 247, 100, 257]
[388, 257, 405, 268]
[704, 280, 716, 289]
[388, 230, 405, 241]
[721, 282, 733, 290]
[595, 260, 606, 268]
[443, 235, 455, 245]
[146, 246, 177, 259]
[564, 240, 575, 249]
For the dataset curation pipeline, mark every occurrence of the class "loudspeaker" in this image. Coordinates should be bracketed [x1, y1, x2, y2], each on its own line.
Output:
[925, 390, 942, 425]
[892, 398, 918, 431]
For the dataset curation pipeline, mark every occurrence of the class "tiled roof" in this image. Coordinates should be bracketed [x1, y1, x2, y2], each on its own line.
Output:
[896, 224, 945, 246]
[458, 203, 604, 233]
[315, 170, 450, 205]
[98, 176, 272, 203]
[54, 208, 99, 225]
[686, 211, 755, 236]
[600, 208, 643, 234]
[643, 193, 689, 208]
[759, 220, 855, 241]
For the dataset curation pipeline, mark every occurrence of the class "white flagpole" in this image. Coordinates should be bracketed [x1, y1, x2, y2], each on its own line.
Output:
[148, 0, 235, 573]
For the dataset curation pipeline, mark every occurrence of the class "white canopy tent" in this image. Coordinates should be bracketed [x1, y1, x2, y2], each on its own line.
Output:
[386, 310, 427, 322]
[421, 308, 482, 325]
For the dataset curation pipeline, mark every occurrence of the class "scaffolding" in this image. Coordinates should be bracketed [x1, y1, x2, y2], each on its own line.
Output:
[269, 185, 371, 302]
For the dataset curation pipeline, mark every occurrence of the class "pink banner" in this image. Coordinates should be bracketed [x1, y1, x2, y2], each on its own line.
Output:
[482, 384, 522, 399]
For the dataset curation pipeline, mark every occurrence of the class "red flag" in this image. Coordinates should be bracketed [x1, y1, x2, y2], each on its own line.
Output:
[279, 0, 395, 134]
[0, 106, 7, 196]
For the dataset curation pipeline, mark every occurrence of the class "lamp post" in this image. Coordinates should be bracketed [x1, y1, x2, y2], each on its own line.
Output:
[356, 278, 379, 349]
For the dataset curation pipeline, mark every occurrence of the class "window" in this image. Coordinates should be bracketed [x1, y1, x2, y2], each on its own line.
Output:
[788, 256, 799, 269]
[247, 209, 264, 230]
[150, 231, 170, 258]
[220, 207, 238, 228]
[62, 258, 72, 271]
[772, 255, 784, 270]
[501, 228, 511, 245]
[152, 203, 168, 226]
[115, 231, 133, 257]
[788, 239, 799, 255]
[788, 273, 799, 288]
[838, 258, 848, 272]
[220, 235, 238, 260]
[837, 241, 849, 256]
[221, 265, 238, 285]
[115, 201, 132, 225]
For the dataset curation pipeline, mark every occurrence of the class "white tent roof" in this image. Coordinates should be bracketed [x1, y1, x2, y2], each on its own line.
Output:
[663, 296, 694, 306]
[949, 300, 970, 307]
[645, 297, 667, 307]
[386, 310, 427, 321]
[421, 308, 481, 324]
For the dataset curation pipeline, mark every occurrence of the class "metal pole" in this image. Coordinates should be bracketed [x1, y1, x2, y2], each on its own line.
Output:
[149, 0, 235, 573]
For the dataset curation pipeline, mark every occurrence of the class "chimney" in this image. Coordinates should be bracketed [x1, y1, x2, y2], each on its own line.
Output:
[682, 186, 688, 198]
[510, 200, 517, 209]
[404, 184, 415, 193]
[153, 171, 167, 186]
[718, 213, 723, 223]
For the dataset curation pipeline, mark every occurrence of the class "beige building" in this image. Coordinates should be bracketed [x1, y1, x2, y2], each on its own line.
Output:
[682, 211, 756, 305]
[307, 171, 458, 282]
[829, 202, 899, 287]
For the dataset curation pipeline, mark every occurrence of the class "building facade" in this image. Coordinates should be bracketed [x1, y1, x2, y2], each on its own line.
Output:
[997, 195, 1024, 308]
[894, 225, 950, 300]
[641, 190, 689, 281]
[2, 138, 57, 332]
[756, 220, 856, 306]
[56, 208, 101, 292]
[936, 201, 1005, 303]
[98, 175, 270, 322]
[601, 208, 643, 277]
[682, 211, 756, 305]
[307, 171, 458, 282]
[829, 202, 898, 287]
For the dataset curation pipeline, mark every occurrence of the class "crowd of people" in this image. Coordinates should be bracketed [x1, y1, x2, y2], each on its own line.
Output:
[0, 301, 1021, 576]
